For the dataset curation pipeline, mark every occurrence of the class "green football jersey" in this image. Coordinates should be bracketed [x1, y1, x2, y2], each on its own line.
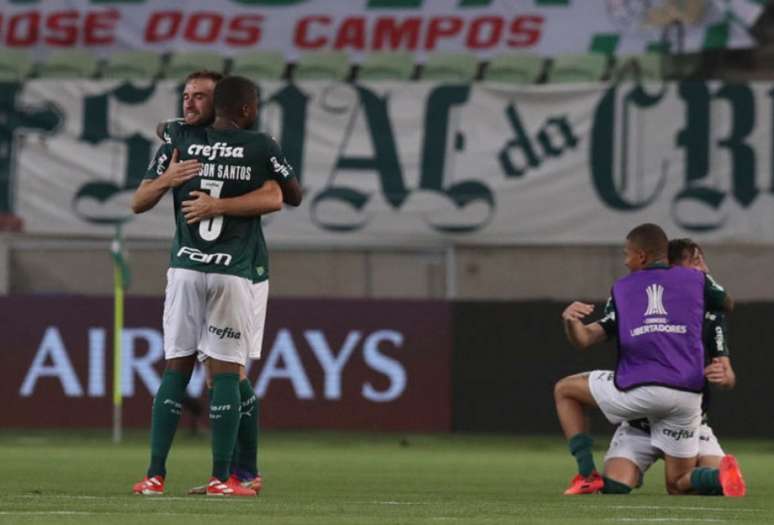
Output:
[160, 118, 184, 145]
[145, 124, 295, 282]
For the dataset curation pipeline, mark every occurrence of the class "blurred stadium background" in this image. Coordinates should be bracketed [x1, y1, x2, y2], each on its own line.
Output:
[1, 0, 773, 523]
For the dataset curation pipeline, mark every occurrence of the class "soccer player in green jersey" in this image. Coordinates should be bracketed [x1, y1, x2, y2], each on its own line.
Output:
[600, 239, 743, 495]
[137, 71, 302, 496]
[132, 76, 294, 496]
[155, 70, 302, 207]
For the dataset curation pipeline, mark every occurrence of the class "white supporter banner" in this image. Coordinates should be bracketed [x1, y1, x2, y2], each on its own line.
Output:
[9, 79, 774, 245]
[0, 0, 761, 56]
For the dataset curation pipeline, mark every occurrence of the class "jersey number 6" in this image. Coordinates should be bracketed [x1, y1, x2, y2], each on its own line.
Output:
[199, 179, 224, 241]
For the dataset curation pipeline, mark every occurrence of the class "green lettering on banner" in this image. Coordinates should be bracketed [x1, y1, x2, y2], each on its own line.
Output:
[498, 104, 577, 177]
[674, 81, 757, 230]
[264, 84, 309, 185]
[0, 83, 62, 213]
[537, 116, 578, 157]
[498, 105, 539, 176]
[76, 82, 156, 224]
[714, 84, 757, 206]
[421, 84, 494, 233]
[590, 84, 667, 210]
[676, 82, 710, 186]
[312, 86, 407, 231]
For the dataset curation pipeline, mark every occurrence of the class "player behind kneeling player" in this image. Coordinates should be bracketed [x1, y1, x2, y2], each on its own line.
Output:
[600, 239, 745, 495]
[555, 224, 744, 497]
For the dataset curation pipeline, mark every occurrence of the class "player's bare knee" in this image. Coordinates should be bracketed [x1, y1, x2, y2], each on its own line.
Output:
[209, 357, 242, 376]
[604, 459, 641, 489]
[554, 377, 571, 401]
[165, 355, 196, 376]
[555, 375, 584, 402]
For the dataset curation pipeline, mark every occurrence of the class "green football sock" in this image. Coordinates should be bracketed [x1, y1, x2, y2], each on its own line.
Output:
[210, 373, 241, 481]
[690, 467, 723, 495]
[147, 369, 191, 478]
[602, 476, 632, 494]
[568, 433, 596, 477]
[232, 379, 259, 478]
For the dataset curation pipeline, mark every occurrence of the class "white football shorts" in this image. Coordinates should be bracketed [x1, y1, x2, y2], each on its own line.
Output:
[162, 268, 269, 366]
[605, 422, 725, 476]
[698, 423, 725, 458]
[589, 370, 702, 458]
[604, 421, 660, 474]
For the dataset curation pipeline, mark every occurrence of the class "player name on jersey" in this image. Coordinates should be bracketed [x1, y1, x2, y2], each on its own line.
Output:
[200, 163, 253, 181]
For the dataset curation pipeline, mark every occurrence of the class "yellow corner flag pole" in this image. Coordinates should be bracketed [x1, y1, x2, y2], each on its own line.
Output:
[111, 225, 128, 444]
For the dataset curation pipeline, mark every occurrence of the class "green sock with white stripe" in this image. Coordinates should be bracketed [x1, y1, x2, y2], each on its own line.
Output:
[147, 369, 190, 478]
[232, 379, 259, 478]
[210, 373, 241, 481]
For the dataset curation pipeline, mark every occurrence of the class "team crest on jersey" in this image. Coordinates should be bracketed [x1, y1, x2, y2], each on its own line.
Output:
[644, 283, 668, 316]
[187, 142, 245, 161]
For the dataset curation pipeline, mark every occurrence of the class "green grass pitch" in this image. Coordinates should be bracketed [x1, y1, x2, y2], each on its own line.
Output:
[0, 431, 771, 524]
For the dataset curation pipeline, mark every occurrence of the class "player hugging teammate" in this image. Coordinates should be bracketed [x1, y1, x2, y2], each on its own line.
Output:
[554, 224, 746, 497]
[131, 74, 301, 497]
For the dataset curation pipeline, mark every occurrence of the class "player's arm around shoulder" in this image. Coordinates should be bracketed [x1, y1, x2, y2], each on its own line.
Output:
[182, 180, 283, 225]
[705, 356, 736, 389]
[217, 179, 283, 217]
[264, 134, 303, 206]
[704, 311, 735, 389]
[131, 146, 201, 214]
[561, 301, 608, 350]
[156, 118, 186, 143]
[704, 272, 734, 313]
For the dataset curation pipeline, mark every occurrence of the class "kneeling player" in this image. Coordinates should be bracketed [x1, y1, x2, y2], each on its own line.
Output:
[601, 239, 744, 495]
[555, 225, 744, 497]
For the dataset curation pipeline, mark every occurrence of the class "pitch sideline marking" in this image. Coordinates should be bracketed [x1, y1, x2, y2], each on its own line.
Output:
[142, 496, 255, 502]
[606, 505, 761, 513]
[370, 501, 429, 505]
[11, 494, 254, 502]
[0, 511, 213, 516]
[606, 519, 726, 523]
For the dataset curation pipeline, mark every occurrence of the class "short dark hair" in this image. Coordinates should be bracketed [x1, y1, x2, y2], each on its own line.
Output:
[626, 223, 668, 261]
[214, 76, 258, 116]
[184, 70, 224, 85]
[668, 238, 702, 265]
